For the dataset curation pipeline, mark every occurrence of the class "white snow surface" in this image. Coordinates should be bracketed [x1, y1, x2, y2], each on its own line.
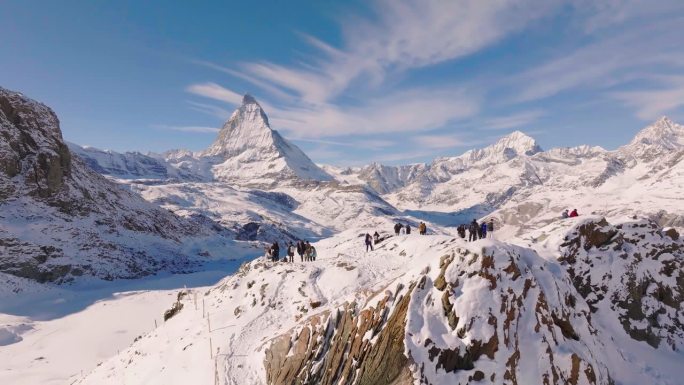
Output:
[3, 87, 684, 385]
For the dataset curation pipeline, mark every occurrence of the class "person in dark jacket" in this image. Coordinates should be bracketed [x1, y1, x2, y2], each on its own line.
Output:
[457, 225, 466, 239]
[297, 240, 304, 262]
[486, 219, 494, 239]
[271, 241, 280, 262]
[365, 233, 374, 252]
[406, 224, 411, 235]
[480, 222, 487, 239]
[394, 223, 402, 236]
[469, 220, 479, 242]
[373, 231, 380, 244]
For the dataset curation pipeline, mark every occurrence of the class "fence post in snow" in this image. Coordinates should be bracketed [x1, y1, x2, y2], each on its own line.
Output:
[194, 291, 198, 310]
[154, 319, 157, 329]
[209, 337, 213, 359]
[207, 313, 211, 332]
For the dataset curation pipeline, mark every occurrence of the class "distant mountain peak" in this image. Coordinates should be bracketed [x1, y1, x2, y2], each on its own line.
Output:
[627, 116, 683, 147]
[201, 94, 331, 184]
[242, 93, 259, 105]
[486, 130, 542, 157]
[620, 117, 683, 161]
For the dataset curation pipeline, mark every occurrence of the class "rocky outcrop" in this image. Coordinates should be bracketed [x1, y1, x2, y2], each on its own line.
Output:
[559, 218, 684, 350]
[265, 283, 414, 385]
[0, 87, 230, 283]
[0, 87, 71, 198]
[265, 241, 625, 385]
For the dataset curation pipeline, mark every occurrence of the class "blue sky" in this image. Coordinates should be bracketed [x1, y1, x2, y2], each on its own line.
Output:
[1, 0, 683, 165]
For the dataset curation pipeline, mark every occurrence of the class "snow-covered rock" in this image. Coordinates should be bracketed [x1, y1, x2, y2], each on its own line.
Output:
[0, 87, 237, 283]
[75, 217, 684, 385]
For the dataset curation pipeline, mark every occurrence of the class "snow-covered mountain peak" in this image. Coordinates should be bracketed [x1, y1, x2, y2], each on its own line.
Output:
[241, 93, 259, 105]
[203, 94, 273, 158]
[491, 130, 542, 156]
[199, 94, 331, 184]
[629, 116, 683, 147]
[457, 129, 542, 166]
[620, 117, 684, 161]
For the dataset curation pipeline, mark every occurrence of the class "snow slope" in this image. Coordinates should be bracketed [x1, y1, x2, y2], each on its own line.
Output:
[73, 217, 683, 385]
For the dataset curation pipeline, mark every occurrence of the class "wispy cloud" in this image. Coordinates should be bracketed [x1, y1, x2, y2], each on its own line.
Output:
[269, 87, 480, 137]
[153, 124, 219, 133]
[510, 17, 684, 103]
[186, 82, 243, 105]
[611, 75, 684, 119]
[481, 110, 545, 130]
[187, 101, 232, 120]
[415, 135, 470, 150]
[229, 0, 562, 104]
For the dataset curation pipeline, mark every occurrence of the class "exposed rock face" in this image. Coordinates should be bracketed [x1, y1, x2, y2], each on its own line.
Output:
[0, 87, 230, 283]
[0, 87, 71, 198]
[559, 218, 684, 349]
[405, 246, 607, 385]
[265, 284, 414, 385]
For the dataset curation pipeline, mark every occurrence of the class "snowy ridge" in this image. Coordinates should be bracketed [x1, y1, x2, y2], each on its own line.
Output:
[73, 217, 683, 385]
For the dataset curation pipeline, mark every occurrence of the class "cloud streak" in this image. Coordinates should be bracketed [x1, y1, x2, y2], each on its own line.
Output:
[153, 124, 220, 133]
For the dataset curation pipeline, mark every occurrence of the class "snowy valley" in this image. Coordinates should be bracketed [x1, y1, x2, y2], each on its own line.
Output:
[1, 88, 683, 385]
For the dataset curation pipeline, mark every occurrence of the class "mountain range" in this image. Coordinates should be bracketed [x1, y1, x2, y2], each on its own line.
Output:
[1, 87, 683, 385]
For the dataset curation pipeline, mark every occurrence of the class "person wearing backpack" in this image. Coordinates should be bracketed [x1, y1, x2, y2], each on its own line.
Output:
[271, 241, 280, 262]
[486, 219, 494, 239]
[394, 223, 402, 236]
[480, 222, 487, 239]
[287, 242, 296, 262]
[365, 233, 374, 252]
[297, 240, 304, 262]
[469, 220, 479, 242]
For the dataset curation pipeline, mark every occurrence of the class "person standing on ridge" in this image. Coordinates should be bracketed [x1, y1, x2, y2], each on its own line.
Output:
[310, 245, 317, 261]
[272, 241, 280, 262]
[480, 222, 487, 239]
[487, 219, 494, 239]
[406, 224, 411, 235]
[394, 223, 402, 236]
[373, 231, 380, 245]
[469, 220, 479, 242]
[419, 222, 427, 235]
[287, 242, 295, 262]
[305, 241, 313, 261]
[365, 233, 374, 252]
[297, 240, 304, 262]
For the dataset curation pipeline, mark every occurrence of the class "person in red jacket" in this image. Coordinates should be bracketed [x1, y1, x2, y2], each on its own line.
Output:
[569, 209, 579, 217]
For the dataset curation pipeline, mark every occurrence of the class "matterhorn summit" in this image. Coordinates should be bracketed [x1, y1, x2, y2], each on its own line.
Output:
[202, 94, 331, 186]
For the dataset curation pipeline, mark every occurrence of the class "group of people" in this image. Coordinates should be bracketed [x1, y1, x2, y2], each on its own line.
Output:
[265, 240, 317, 262]
[392, 222, 428, 236]
[457, 218, 494, 241]
[561, 209, 579, 219]
[393, 223, 411, 235]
